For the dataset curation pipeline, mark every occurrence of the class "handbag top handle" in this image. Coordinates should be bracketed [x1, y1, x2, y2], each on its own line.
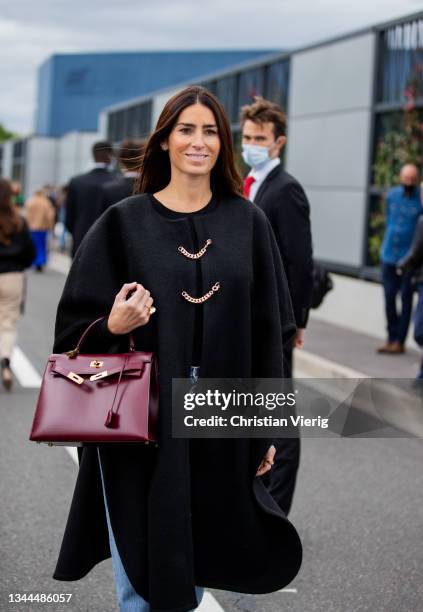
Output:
[65, 316, 135, 359]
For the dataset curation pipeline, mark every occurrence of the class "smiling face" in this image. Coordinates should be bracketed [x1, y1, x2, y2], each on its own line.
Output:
[163, 103, 221, 178]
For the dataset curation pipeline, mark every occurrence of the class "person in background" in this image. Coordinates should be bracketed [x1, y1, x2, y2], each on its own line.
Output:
[99, 138, 146, 212]
[25, 188, 55, 272]
[65, 141, 115, 257]
[56, 184, 69, 252]
[240, 96, 314, 516]
[11, 182, 25, 209]
[43, 183, 59, 225]
[0, 178, 35, 391]
[378, 164, 422, 354]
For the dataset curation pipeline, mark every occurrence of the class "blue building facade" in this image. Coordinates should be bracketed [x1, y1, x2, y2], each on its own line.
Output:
[35, 51, 278, 137]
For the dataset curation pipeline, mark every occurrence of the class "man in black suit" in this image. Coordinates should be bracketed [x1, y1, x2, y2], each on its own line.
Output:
[65, 141, 115, 257]
[99, 138, 146, 213]
[241, 97, 313, 515]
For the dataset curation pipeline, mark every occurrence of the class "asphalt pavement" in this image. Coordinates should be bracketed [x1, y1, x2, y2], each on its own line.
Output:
[0, 264, 422, 612]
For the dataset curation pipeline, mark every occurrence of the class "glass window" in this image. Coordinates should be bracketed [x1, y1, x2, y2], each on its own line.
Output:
[216, 74, 238, 123]
[108, 102, 152, 142]
[264, 60, 290, 110]
[377, 18, 423, 104]
[200, 80, 217, 95]
[12, 162, 24, 183]
[367, 106, 423, 267]
[13, 140, 26, 159]
[138, 102, 152, 137]
[372, 109, 423, 186]
[238, 68, 265, 109]
[107, 112, 118, 142]
[126, 105, 141, 138]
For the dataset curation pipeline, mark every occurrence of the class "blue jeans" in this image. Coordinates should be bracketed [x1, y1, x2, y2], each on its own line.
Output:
[97, 448, 204, 611]
[381, 263, 413, 344]
[31, 230, 48, 267]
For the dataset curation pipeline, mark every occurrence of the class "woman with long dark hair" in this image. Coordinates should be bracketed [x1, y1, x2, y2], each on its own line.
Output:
[0, 178, 35, 390]
[52, 86, 302, 611]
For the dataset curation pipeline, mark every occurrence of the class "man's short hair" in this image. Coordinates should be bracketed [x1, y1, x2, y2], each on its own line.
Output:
[240, 97, 287, 138]
[118, 139, 146, 172]
[92, 141, 114, 162]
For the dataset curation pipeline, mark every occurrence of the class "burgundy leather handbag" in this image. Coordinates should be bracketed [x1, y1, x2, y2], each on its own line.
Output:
[29, 317, 159, 446]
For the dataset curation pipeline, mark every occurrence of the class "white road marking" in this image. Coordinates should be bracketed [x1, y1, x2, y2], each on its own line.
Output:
[278, 587, 298, 593]
[295, 349, 367, 379]
[198, 591, 225, 611]
[11, 347, 42, 388]
[65, 446, 79, 464]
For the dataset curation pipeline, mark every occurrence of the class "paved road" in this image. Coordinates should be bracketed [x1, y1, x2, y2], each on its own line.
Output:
[1, 266, 422, 612]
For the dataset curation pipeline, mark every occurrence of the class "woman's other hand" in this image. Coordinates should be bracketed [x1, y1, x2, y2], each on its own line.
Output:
[107, 282, 155, 335]
[255, 444, 276, 477]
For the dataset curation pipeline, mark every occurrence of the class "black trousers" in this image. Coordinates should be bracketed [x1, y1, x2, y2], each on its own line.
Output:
[262, 341, 300, 516]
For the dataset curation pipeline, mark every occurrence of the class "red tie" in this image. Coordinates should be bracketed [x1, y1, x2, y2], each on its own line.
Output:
[243, 175, 256, 198]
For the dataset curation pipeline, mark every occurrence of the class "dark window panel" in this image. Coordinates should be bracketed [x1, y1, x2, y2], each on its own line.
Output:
[264, 60, 290, 110]
[13, 140, 26, 159]
[200, 80, 217, 95]
[138, 101, 152, 137]
[238, 68, 265, 109]
[377, 18, 423, 104]
[216, 74, 238, 123]
[127, 105, 141, 138]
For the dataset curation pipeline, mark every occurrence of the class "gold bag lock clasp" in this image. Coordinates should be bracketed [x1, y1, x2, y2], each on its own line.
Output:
[90, 370, 108, 382]
[67, 371, 84, 385]
[90, 360, 103, 368]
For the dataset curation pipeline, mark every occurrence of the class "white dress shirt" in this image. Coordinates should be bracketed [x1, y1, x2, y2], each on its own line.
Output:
[248, 157, 281, 202]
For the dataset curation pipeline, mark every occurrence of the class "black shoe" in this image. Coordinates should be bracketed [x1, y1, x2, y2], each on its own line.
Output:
[1, 358, 13, 391]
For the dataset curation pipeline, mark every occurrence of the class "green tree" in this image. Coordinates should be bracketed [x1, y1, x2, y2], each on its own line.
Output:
[0, 122, 18, 142]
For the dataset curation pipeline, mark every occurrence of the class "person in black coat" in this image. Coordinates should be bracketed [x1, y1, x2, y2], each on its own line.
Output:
[65, 141, 115, 257]
[398, 214, 423, 377]
[51, 86, 302, 612]
[98, 138, 146, 213]
[0, 178, 36, 390]
[241, 97, 314, 516]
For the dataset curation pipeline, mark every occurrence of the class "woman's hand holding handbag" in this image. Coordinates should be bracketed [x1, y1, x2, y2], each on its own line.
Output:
[29, 282, 158, 447]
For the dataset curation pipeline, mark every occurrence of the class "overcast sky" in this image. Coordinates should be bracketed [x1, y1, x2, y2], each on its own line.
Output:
[1, 0, 422, 134]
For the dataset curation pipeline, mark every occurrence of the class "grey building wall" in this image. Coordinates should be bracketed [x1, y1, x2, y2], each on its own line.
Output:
[0, 141, 13, 180]
[25, 138, 58, 197]
[285, 32, 376, 269]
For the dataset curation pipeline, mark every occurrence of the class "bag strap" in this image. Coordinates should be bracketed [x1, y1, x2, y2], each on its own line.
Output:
[66, 316, 135, 358]
[104, 355, 128, 428]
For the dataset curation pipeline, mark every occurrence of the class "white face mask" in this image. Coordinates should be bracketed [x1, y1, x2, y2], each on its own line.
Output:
[241, 144, 271, 169]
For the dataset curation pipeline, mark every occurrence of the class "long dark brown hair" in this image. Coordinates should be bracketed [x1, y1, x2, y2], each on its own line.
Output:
[135, 85, 243, 197]
[0, 178, 23, 245]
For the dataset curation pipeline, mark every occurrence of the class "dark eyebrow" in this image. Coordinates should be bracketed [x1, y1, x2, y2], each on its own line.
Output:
[176, 122, 218, 128]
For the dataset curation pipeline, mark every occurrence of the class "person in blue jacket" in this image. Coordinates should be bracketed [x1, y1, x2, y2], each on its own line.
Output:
[378, 164, 422, 354]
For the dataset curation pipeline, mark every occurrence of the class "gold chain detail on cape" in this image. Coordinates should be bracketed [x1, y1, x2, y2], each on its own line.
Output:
[178, 239, 212, 259]
[182, 282, 220, 304]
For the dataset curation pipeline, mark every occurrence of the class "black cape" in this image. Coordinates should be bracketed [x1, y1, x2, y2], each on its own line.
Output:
[52, 192, 302, 612]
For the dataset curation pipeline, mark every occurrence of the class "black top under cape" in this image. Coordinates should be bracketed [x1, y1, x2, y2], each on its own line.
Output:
[52, 191, 301, 612]
[149, 191, 218, 368]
